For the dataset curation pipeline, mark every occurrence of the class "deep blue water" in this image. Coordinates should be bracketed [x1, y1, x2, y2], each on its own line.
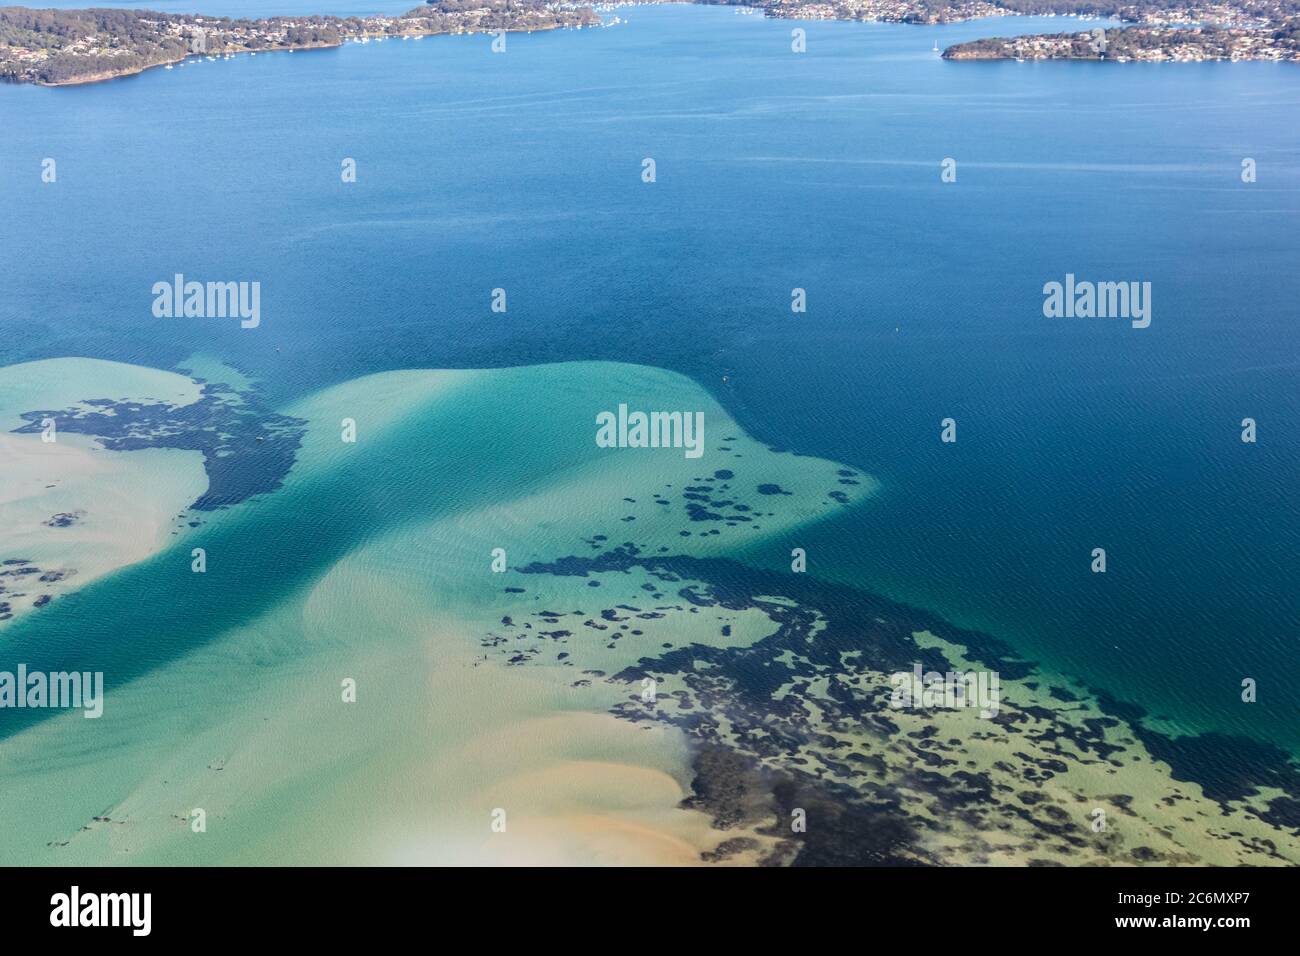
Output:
[1, 5, 1298, 749]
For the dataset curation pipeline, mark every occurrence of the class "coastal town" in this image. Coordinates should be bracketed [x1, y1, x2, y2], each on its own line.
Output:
[724, 0, 1014, 23]
[944, 21, 1300, 60]
[0, 3, 600, 86]
[1, 0, 1297, 85]
[737, 0, 1298, 27]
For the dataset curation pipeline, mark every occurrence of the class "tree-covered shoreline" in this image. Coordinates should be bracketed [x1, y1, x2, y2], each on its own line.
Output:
[0, 3, 601, 86]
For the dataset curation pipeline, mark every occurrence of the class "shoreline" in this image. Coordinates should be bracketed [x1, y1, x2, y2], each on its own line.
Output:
[1, 5, 602, 87]
[32, 40, 342, 88]
[943, 23, 1300, 62]
[5, 5, 1298, 88]
[25, 23, 586, 88]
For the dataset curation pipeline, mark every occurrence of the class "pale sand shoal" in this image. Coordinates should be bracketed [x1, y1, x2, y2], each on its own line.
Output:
[0, 398, 208, 626]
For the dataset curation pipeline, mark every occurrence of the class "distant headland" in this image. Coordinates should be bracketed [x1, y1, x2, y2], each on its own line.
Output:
[0, 2, 602, 86]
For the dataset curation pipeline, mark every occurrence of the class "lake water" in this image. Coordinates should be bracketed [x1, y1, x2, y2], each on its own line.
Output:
[2, 2, 1298, 763]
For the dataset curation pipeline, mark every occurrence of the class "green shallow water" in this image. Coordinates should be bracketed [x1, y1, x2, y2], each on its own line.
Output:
[0, 358, 874, 863]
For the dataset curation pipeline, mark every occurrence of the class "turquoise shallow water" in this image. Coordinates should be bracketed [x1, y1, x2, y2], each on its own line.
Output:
[0, 358, 889, 863]
[1, 3, 1298, 761]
